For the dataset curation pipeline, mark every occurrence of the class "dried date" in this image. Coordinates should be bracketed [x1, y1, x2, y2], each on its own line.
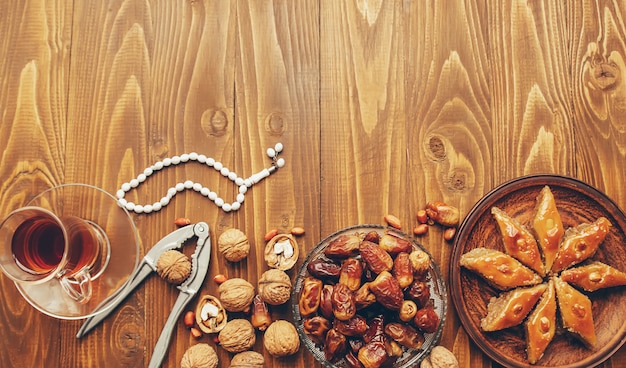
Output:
[357, 341, 389, 368]
[414, 307, 440, 334]
[324, 328, 347, 362]
[325, 234, 361, 258]
[339, 257, 363, 291]
[345, 351, 365, 368]
[392, 252, 414, 289]
[425, 201, 460, 227]
[299, 277, 323, 317]
[354, 282, 377, 310]
[303, 316, 331, 345]
[359, 241, 393, 274]
[363, 231, 380, 244]
[307, 258, 341, 280]
[405, 279, 431, 308]
[384, 322, 424, 349]
[334, 315, 368, 337]
[368, 271, 404, 310]
[319, 284, 334, 319]
[363, 315, 385, 343]
[331, 283, 357, 321]
[378, 234, 412, 255]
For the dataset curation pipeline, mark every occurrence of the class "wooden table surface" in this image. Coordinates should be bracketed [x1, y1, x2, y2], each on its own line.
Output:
[2, 1, 626, 367]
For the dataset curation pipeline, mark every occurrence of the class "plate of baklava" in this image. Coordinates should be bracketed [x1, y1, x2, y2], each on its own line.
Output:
[450, 175, 626, 367]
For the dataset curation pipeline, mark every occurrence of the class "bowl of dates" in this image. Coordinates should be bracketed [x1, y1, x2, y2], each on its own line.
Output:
[291, 224, 447, 368]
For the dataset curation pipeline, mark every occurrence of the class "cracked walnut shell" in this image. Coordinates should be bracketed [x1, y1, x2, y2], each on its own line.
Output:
[180, 343, 218, 368]
[218, 278, 255, 312]
[258, 269, 292, 305]
[218, 319, 256, 353]
[218, 228, 250, 262]
[195, 295, 227, 333]
[263, 320, 300, 357]
[156, 250, 191, 284]
[264, 233, 299, 271]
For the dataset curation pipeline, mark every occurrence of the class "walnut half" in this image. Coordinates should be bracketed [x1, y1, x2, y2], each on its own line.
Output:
[264, 234, 299, 271]
[195, 295, 227, 333]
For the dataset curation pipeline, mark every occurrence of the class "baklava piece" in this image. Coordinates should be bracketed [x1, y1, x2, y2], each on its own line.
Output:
[551, 217, 612, 273]
[492, 206, 544, 276]
[554, 276, 596, 348]
[561, 261, 626, 292]
[481, 283, 547, 332]
[532, 186, 564, 272]
[460, 248, 543, 290]
[525, 279, 556, 364]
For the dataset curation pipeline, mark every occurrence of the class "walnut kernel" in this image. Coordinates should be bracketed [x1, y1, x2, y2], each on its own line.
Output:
[263, 320, 300, 357]
[229, 351, 265, 368]
[195, 295, 227, 333]
[156, 250, 191, 284]
[180, 343, 218, 368]
[258, 269, 292, 305]
[218, 278, 255, 312]
[218, 228, 250, 262]
[218, 319, 256, 353]
[264, 234, 299, 271]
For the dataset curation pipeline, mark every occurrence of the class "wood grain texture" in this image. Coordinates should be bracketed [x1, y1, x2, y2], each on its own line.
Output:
[0, 1, 71, 367]
[1, 0, 625, 367]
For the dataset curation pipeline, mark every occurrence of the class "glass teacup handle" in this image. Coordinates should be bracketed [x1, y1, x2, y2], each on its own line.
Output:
[58, 267, 93, 304]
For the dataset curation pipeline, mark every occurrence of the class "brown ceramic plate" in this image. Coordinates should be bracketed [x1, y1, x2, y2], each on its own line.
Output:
[450, 175, 626, 368]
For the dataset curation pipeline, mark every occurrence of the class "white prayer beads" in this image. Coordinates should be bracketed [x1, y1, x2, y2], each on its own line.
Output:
[117, 143, 285, 214]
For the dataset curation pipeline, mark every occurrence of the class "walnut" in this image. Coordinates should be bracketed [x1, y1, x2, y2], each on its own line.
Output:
[258, 269, 292, 305]
[263, 320, 300, 357]
[218, 278, 255, 312]
[156, 250, 191, 284]
[229, 351, 265, 368]
[218, 319, 256, 353]
[264, 234, 299, 271]
[195, 295, 227, 333]
[180, 343, 218, 368]
[423, 345, 459, 368]
[218, 228, 250, 262]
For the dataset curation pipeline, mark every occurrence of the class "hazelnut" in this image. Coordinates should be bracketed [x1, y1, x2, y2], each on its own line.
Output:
[180, 343, 218, 368]
[195, 295, 227, 333]
[264, 234, 299, 271]
[263, 320, 300, 357]
[258, 269, 292, 305]
[218, 228, 250, 262]
[218, 319, 256, 353]
[229, 351, 265, 368]
[156, 250, 191, 284]
[218, 278, 255, 312]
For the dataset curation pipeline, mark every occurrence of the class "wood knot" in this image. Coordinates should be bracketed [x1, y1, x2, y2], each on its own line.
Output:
[446, 171, 467, 191]
[591, 62, 620, 91]
[428, 136, 446, 160]
[201, 109, 229, 136]
[265, 112, 286, 136]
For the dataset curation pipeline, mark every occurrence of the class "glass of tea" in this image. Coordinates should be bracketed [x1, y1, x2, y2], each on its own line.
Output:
[0, 206, 108, 303]
[0, 184, 139, 319]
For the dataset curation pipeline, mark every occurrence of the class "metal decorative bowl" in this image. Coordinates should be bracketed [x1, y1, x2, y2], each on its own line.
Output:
[291, 224, 447, 368]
